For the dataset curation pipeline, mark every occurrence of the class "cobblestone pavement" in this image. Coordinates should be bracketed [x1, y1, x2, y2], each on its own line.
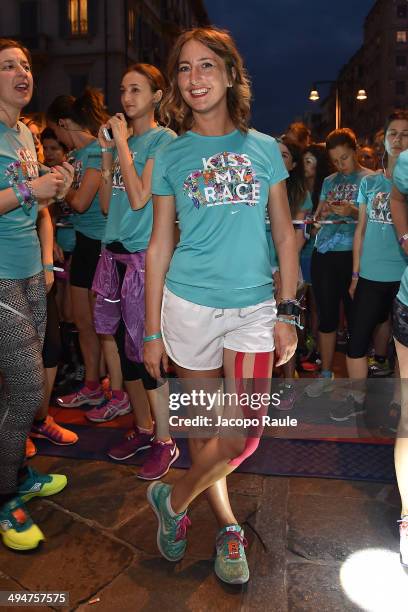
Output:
[0, 455, 406, 611]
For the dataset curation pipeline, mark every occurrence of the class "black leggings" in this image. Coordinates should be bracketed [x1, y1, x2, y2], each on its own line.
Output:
[347, 277, 400, 358]
[311, 249, 353, 333]
[113, 260, 160, 390]
[42, 288, 61, 369]
[0, 273, 46, 498]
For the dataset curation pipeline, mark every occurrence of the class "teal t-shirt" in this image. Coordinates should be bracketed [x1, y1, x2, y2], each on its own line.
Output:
[104, 127, 176, 251]
[69, 140, 106, 241]
[393, 151, 408, 305]
[358, 173, 407, 282]
[0, 121, 42, 279]
[266, 191, 313, 269]
[315, 169, 372, 253]
[152, 129, 288, 308]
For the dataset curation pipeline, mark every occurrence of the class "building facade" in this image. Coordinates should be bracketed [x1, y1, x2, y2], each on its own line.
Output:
[317, 0, 408, 141]
[2, 0, 209, 113]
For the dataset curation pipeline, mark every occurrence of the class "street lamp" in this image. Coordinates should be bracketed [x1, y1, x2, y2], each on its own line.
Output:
[356, 89, 368, 100]
[308, 81, 367, 129]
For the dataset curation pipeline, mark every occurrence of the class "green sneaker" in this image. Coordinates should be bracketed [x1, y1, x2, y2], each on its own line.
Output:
[146, 481, 191, 562]
[0, 497, 45, 551]
[368, 357, 393, 377]
[17, 467, 67, 503]
[215, 524, 249, 584]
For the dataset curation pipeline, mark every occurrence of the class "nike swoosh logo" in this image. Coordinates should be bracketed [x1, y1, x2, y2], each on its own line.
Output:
[231, 211, 239, 215]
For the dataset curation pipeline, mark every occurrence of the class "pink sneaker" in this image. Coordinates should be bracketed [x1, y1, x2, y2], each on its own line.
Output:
[138, 439, 180, 480]
[86, 394, 131, 423]
[108, 428, 154, 461]
[56, 385, 105, 408]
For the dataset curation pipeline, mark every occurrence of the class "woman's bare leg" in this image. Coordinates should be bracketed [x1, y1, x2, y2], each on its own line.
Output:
[170, 351, 273, 513]
[71, 286, 100, 382]
[394, 339, 408, 516]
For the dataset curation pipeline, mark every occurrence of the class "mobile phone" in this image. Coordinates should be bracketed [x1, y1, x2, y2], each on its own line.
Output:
[102, 127, 113, 141]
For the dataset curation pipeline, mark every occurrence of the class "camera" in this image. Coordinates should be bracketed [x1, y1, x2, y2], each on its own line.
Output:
[102, 127, 113, 141]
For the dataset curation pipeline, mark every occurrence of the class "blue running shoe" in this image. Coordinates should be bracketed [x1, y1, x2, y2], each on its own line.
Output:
[147, 481, 191, 562]
[215, 524, 249, 584]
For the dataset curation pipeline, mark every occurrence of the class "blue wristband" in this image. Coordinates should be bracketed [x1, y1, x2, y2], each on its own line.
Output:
[276, 316, 304, 330]
[143, 332, 162, 342]
[43, 263, 54, 272]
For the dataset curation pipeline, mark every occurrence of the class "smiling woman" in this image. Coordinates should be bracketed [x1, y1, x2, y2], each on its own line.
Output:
[0, 39, 73, 552]
[143, 26, 299, 586]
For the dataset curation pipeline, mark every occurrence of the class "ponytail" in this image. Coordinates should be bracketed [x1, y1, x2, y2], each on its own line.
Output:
[47, 87, 108, 136]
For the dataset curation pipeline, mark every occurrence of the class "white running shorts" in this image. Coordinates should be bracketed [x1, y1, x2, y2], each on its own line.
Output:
[161, 286, 276, 370]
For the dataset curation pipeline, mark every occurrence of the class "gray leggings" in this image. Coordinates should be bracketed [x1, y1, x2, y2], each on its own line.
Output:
[0, 273, 46, 496]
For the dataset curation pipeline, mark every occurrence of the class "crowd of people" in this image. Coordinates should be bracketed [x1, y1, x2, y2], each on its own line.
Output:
[1, 25, 408, 585]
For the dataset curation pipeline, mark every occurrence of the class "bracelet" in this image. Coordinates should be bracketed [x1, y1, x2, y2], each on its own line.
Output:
[43, 263, 54, 272]
[25, 180, 38, 205]
[399, 233, 408, 246]
[276, 316, 304, 330]
[11, 182, 24, 206]
[352, 272, 359, 279]
[143, 332, 162, 342]
[11, 183, 32, 215]
[101, 147, 113, 154]
[279, 298, 303, 307]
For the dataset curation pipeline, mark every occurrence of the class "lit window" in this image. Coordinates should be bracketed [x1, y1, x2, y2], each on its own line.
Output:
[128, 8, 136, 41]
[397, 31, 407, 42]
[69, 0, 88, 36]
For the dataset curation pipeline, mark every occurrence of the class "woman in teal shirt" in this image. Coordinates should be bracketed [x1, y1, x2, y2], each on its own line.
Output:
[271, 137, 313, 408]
[307, 128, 373, 397]
[390, 141, 408, 567]
[0, 39, 72, 551]
[144, 27, 298, 585]
[92, 63, 177, 481]
[46, 90, 118, 412]
[337, 112, 408, 423]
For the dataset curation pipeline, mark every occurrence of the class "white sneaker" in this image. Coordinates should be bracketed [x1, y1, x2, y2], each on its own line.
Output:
[305, 373, 334, 398]
[399, 515, 408, 567]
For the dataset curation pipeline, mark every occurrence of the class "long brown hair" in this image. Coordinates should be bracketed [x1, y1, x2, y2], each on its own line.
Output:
[162, 27, 251, 134]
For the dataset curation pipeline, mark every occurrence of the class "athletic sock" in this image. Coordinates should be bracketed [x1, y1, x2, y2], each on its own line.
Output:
[166, 491, 184, 517]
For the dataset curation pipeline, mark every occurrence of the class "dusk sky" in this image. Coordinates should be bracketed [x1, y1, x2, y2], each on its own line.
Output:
[205, 0, 375, 135]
